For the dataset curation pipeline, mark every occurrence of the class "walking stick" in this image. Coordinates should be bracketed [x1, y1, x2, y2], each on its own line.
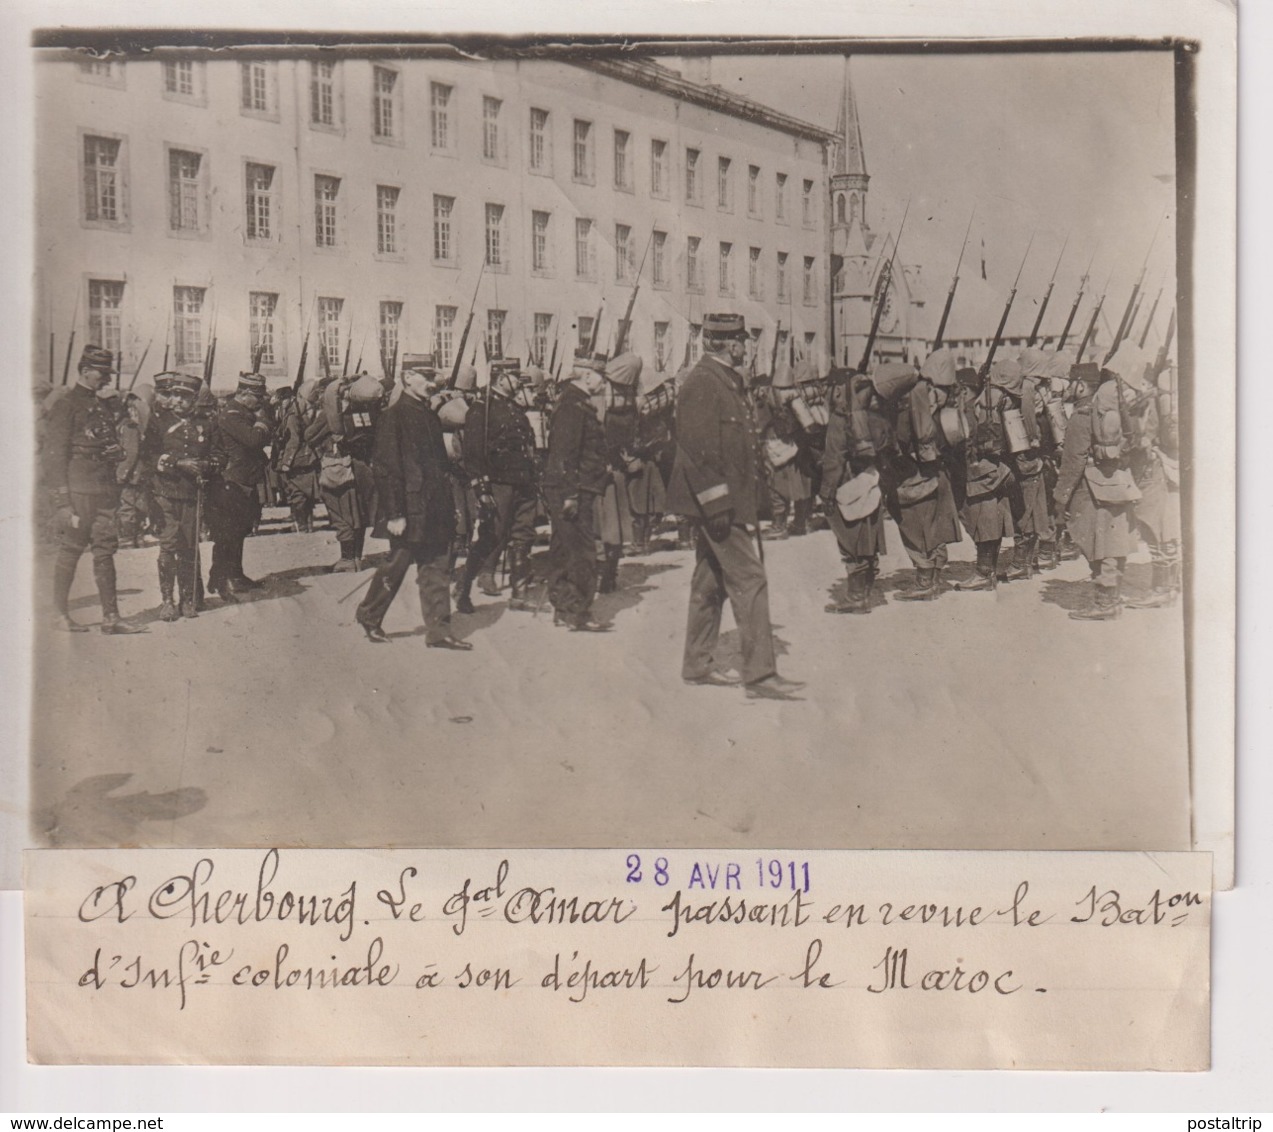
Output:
[192, 478, 204, 611]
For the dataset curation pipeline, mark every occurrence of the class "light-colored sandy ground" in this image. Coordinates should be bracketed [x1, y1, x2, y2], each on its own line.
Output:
[30, 515, 1190, 852]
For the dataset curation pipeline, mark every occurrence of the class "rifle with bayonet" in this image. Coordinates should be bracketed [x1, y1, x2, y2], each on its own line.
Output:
[1076, 269, 1113, 364]
[126, 338, 152, 393]
[1104, 217, 1164, 363]
[858, 201, 911, 373]
[1057, 249, 1096, 351]
[587, 299, 605, 356]
[933, 207, 975, 349]
[1137, 275, 1167, 350]
[979, 232, 1035, 411]
[60, 291, 81, 385]
[1027, 231, 1068, 347]
[615, 232, 654, 355]
[293, 299, 315, 394]
[448, 257, 487, 389]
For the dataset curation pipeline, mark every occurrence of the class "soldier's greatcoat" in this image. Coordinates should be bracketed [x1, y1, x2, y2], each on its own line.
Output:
[1053, 391, 1138, 562]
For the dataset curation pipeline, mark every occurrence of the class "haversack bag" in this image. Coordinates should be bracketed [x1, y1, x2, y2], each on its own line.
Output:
[1083, 462, 1141, 504]
[319, 452, 355, 490]
[835, 466, 882, 522]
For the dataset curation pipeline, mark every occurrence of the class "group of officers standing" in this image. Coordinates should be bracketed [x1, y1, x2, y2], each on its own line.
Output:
[40, 308, 1180, 699]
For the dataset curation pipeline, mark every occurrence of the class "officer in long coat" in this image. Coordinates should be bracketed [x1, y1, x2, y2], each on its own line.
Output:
[144, 372, 214, 621]
[667, 313, 801, 698]
[1053, 361, 1141, 620]
[355, 361, 468, 648]
[457, 357, 539, 613]
[597, 352, 642, 593]
[208, 372, 272, 601]
[542, 353, 610, 631]
[42, 344, 142, 633]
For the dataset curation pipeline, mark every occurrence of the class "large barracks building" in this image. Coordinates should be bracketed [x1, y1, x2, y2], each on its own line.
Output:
[31, 49, 931, 391]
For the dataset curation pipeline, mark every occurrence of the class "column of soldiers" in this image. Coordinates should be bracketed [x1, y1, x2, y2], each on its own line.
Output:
[36, 315, 1180, 660]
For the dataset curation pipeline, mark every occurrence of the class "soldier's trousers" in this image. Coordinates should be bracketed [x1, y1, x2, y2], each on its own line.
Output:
[284, 468, 319, 527]
[208, 480, 261, 585]
[53, 488, 121, 617]
[545, 490, 598, 624]
[467, 483, 538, 579]
[902, 541, 948, 571]
[357, 533, 453, 643]
[1091, 556, 1126, 590]
[321, 459, 374, 550]
[682, 523, 777, 686]
[116, 484, 155, 544]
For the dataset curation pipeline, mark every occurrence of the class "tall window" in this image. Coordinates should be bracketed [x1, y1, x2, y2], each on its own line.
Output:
[240, 62, 271, 114]
[173, 286, 205, 367]
[164, 61, 194, 96]
[652, 230, 668, 286]
[432, 194, 454, 262]
[249, 292, 279, 367]
[88, 280, 124, 360]
[687, 236, 702, 291]
[653, 321, 669, 373]
[430, 82, 452, 149]
[167, 148, 203, 232]
[372, 66, 399, 139]
[376, 185, 400, 255]
[748, 164, 761, 216]
[245, 163, 275, 240]
[685, 147, 700, 202]
[615, 223, 634, 282]
[484, 203, 505, 268]
[717, 157, 732, 210]
[573, 119, 593, 182]
[482, 96, 502, 161]
[486, 310, 506, 360]
[435, 306, 457, 368]
[531, 210, 551, 273]
[529, 107, 550, 172]
[318, 297, 344, 369]
[379, 301, 403, 372]
[777, 252, 789, 302]
[533, 312, 553, 366]
[803, 256, 817, 304]
[314, 175, 340, 247]
[718, 242, 734, 296]
[650, 139, 667, 197]
[613, 129, 631, 189]
[310, 61, 337, 126]
[748, 246, 762, 298]
[776, 172, 789, 221]
[802, 178, 815, 226]
[82, 135, 122, 223]
[575, 218, 595, 278]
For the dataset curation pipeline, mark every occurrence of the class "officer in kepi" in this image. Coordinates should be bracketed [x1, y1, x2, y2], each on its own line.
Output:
[42, 344, 143, 634]
[667, 313, 803, 699]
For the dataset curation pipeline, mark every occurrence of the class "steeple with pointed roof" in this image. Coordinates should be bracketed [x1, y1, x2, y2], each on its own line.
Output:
[831, 55, 871, 244]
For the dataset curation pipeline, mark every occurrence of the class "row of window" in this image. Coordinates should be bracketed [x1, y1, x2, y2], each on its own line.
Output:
[76, 59, 821, 224]
[83, 136, 818, 299]
[82, 277, 819, 377]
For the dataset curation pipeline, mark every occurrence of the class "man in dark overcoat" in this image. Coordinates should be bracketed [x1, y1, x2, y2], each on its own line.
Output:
[207, 372, 272, 600]
[355, 362, 469, 648]
[666, 313, 802, 698]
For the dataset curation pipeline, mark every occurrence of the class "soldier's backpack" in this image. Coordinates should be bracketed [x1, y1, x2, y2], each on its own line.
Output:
[1090, 379, 1126, 461]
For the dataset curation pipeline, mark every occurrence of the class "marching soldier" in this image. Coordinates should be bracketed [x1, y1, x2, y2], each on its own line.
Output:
[759, 360, 815, 541]
[144, 372, 214, 620]
[951, 362, 1016, 591]
[42, 344, 142, 633]
[1053, 361, 1141, 620]
[888, 350, 963, 600]
[996, 351, 1053, 581]
[597, 352, 642, 593]
[208, 372, 272, 601]
[543, 353, 611, 632]
[667, 313, 801, 697]
[456, 357, 539, 614]
[627, 367, 674, 555]
[355, 359, 468, 649]
[276, 381, 322, 533]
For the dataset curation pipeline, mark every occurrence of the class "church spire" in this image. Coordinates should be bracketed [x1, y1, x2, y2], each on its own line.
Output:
[834, 55, 868, 179]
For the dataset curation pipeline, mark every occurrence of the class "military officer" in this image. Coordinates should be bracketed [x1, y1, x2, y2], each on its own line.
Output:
[208, 372, 272, 600]
[542, 353, 611, 632]
[356, 360, 468, 649]
[42, 344, 142, 633]
[456, 357, 540, 614]
[667, 313, 802, 698]
[144, 372, 214, 620]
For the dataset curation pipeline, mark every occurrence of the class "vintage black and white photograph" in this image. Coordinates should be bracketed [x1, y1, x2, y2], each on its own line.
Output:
[27, 30, 1204, 859]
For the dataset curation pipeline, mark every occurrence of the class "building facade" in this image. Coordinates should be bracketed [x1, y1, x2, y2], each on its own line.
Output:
[36, 50, 838, 391]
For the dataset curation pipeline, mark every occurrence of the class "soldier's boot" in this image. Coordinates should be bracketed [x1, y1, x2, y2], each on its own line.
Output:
[96, 558, 142, 635]
[789, 498, 811, 538]
[157, 551, 179, 622]
[1058, 531, 1080, 561]
[597, 544, 622, 594]
[477, 569, 501, 598]
[631, 516, 650, 556]
[51, 548, 88, 632]
[955, 542, 999, 591]
[352, 530, 367, 571]
[507, 545, 537, 612]
[1002, 536, 1037, 582]
[1126, 563, 1174, 609]
[1037, 540, 1059, 571]
[825, 567, 871, 614]
[177, 553, 199, 619]
[1070, 581, 1122, 621]
[896, 567, 940, 601]
[330, 541, 359, 574]
[454, 548, 481, 614]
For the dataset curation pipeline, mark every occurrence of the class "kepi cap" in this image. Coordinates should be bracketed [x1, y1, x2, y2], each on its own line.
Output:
[79, 344, 114, 372]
